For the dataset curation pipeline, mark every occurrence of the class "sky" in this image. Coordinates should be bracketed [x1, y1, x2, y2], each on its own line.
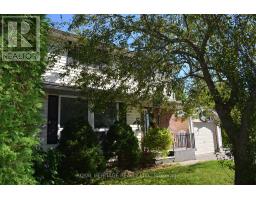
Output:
[47, 14, 74, 31]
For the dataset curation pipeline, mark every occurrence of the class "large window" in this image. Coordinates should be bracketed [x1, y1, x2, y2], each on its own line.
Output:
[60, 97, 88, 128]
[94, 103, 117, 129]
[47, 97, 123, 144]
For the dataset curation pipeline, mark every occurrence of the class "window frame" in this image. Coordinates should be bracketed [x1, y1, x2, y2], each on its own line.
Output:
[58, 94, 92, 129]
[47, 94, 121, 144]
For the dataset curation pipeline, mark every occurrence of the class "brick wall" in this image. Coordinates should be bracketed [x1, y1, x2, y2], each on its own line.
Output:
[153, 109, 189, 135]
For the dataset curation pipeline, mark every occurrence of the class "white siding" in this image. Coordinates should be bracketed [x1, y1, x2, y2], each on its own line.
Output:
[43, 53, 82, 86]
[126, 107, 143, 143]
[126, 107, 141, 125]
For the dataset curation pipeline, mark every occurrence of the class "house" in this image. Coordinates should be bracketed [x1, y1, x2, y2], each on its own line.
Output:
[40, 29, 223, 162]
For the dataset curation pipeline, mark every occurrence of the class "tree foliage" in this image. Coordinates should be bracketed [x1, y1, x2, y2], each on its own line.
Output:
[0, 15, 48, 184]
[67, 14, 256, 184]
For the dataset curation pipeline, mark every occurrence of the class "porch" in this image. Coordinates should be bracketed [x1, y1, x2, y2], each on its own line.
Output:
[156, 133, 196, 164]
[173, 133, 196, 162]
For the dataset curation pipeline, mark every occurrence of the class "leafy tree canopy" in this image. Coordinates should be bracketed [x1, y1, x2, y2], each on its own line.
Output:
[65, 14, 256, 184]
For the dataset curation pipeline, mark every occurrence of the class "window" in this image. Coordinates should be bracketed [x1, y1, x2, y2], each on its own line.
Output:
[94, 103, 117, 129]
[60, 97, 88, 128]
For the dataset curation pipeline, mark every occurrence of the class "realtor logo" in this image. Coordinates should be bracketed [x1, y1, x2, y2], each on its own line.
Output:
[2, 16, 40, 61]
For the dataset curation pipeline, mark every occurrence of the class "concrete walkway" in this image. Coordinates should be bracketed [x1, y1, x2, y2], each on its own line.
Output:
[178, 159, 201, 166]
[178, 153, 217, 166]
[155, 153, 219, 166]
[196, 153, 217, 161]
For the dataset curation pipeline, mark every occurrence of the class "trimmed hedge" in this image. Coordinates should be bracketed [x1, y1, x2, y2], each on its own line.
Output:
[57, 118, 106, 184]
[143, 128, 173, 156]
[103, 121, 141, 170]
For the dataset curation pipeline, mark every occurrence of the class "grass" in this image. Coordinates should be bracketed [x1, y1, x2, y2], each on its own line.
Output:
[99, 160, 234, 185]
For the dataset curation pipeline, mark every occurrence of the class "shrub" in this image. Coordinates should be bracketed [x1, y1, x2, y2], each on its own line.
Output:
[33, 148, 63, 184]
[58, 118, 106, 184]
[103, 121, 141, 170]
[139, 150, 156, 168]
[143, 128, 173, 156]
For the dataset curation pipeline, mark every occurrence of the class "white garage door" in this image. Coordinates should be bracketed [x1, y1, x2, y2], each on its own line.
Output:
[193, 122, 216, 155]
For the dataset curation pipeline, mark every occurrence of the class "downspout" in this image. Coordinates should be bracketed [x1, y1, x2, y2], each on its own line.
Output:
[188, 117, 193, 133]
[211, 110, 222, 152]
[216, 125, 223, 151]
[188, 117, 194, 148]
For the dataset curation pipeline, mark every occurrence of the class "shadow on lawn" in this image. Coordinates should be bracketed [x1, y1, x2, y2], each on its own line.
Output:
[98, 160, 234, 185]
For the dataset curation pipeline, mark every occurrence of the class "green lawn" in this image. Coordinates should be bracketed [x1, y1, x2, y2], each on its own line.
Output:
[99, 160, 234, 185]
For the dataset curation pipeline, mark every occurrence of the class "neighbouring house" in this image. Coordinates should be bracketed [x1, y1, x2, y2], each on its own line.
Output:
[40, 29, 223, 162]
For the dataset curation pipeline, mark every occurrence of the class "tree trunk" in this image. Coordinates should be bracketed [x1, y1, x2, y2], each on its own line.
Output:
[233, 139, 256, 184]
[226, 124, 256, 185]
[216, 104, 256, 185]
